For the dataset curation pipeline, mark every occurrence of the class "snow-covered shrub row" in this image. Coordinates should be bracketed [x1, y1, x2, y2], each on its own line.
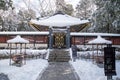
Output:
[76, 45, 120, 59]
[77, 45, 107, 51]
[77, 50, 120, 60]
[77, 50, 104, 59]
[0, 49, 48, 59]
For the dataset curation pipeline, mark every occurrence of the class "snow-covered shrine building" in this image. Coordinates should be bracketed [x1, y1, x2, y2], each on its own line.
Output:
[0, 12, 120, 49]
[29, 12, 120, 49]
[30, 12, 90, 49]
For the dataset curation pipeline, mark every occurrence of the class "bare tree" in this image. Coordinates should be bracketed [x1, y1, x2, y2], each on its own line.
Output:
[17, 8, 36, 31]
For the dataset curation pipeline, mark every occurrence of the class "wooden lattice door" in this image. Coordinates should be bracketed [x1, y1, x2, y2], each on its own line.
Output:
[53, 32, 66, 48]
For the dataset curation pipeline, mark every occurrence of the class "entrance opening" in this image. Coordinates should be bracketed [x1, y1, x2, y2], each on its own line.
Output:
[53, 32, 66, 48]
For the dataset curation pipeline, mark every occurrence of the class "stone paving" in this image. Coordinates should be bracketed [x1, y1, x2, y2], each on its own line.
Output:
[37, 62, 80, 80]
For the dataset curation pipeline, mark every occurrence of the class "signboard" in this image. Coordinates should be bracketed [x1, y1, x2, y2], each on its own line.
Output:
[104, 47, 116, 76]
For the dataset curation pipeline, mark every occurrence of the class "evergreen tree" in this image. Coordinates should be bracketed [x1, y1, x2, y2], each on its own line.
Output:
[0, 0, 6, 10]
[0, 0, 13, 10]
[0, 0, 14, 31]
[90, 0, 120, 33]
[55, 0, 73, 15]
[75, 0, 96, 19]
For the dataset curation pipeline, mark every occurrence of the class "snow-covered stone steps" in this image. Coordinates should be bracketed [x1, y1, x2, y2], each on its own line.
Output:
[48, 49, 70, 62]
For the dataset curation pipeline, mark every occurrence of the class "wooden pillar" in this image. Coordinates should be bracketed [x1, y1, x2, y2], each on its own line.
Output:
[9, 43, 12, 65]
[74, 37, 75, 45]
[66, 27, 70, 48]
[49, 28, 53, 49]
[92, 44, 94, 63]
[24, 43, 26, 64]
[21, 43, 22, 65]
[97, 44, 98, 63]
[84, 36, 86, 45]
[47, 36, 49, 48]
[20, 43, 22, 54]
[33, 35, 36, 49]
[15, 43, 17, 54]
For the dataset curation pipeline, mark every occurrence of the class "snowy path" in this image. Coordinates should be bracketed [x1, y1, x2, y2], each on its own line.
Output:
[37, 62, 80, 80]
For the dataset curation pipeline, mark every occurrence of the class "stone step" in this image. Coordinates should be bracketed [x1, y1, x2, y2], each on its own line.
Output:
[49, 54, 69, 56]
[49, 57, 70, 60]
[49, 59, 70, 62]
[49, 58, 70, 61]
[49, 49, 70, 62]
[49, 56, 70, 58]
[49, 57, 70, 62]
[49, 55, 70, 57]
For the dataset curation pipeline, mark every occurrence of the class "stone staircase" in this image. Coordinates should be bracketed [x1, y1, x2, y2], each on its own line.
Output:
[48, 49, 70, 62]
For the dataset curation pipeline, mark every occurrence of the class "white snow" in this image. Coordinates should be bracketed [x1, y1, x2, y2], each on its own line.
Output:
[70, 60, 120, 80]
[88, 35, 112, 44]
[0, 31, 49, 35]
[0, 32, 119, 37]
[0, 59, 48, 80]
[70, 32, 120, 37]
[0, 49, 48, 57]
[69, 48, 73, 60]
[70, 32, 120, 36]
[70, 60, 106, 80]
[0, 48, 120, 80]
[77, 50, 104, 58]
[31, 14, 89, 27]
[7, 35, 29, 43]
[70, 47, 120, 80]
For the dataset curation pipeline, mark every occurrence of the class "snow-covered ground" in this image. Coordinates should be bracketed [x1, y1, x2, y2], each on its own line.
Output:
[0, 48, 120, 80]
[69, 48, 120, 80]
[70, 60, 120, 80]
[0, 59, 48, 80]
[0, 49, 49, 80]
[0, 59, 119, 80]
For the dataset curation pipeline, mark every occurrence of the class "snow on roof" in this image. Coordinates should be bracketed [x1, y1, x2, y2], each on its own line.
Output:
[88, 35, 112, 44]
[70, 32, 120, 37]
[0, 32, 119, 37]
[0, 31, 49, 35]
[7, 35, 29, 43]
[30, 14, 89, 27]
